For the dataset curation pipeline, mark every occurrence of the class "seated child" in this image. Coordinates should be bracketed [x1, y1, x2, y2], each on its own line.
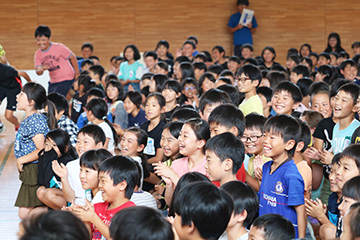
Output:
[198, 88, 232, 121]
[271, 81, 303, 116]
[219, 181, 259, 240]
[124, 90, 147, 128]
[256, 86, 272, 118]
[162, 80, 182, 121]
[181, 77, 199, 107]
[220, 70, 236, 85]
[296, 77, 313, 110]
[154, 61, 169, 76]
[89, 65, 105, 90]
[170, 106, 200, 122]
[198, 72, 216, 96]
[290, 65, 310, 84]
[172, 181, 233, 240]
[217, 84, 241, 106]
[105, 80, 127, 130]
[341, 201, 360, 240]
[193, 62, 207, 81]
[227, 56, 241, 75]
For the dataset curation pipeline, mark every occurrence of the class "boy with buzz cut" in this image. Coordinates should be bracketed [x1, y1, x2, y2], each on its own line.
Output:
[271, 81, 303, 116]
[172, 181, 233, 240]
[290, 64, 310, 84]
[204, 132, 245, 185]
[198, 88, 232, 121]
[219, 181, 259, 240]
[237, 64, 263, 116]
[71, 155, 138, 240]
[259, 114, 306, 238]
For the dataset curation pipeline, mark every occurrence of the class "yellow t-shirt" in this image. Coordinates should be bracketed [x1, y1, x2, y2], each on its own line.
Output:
[239, 94, 263, 116]
[247, 154, 272, 178]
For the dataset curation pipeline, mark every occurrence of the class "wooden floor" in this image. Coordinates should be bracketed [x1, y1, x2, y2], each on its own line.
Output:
[0, 110, 23, 240]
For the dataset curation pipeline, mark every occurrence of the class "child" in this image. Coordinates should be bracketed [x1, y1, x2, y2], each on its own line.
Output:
[170, 106, 200, 122]
[79, 149, 112, 204]
[341, 201, 360, 240]
[212, 45, 228, 69]
[204, 132, 245, 185]
[155, 40, 174, 72]
[154, 61, 169, 76]
[109, 206, 174, 240]
[37, 129, 77, 209]
[286, 54, 300, 73]
[198, 72, 216, 96]
[219, 181, 259, 240]
[237, 64, 263, 116]
[318, 52, 331, 66]
[47, 92, 78, 146]
[248, 214, 296, 240]
[14, 82, 56, 219]
[181, 77, 199, 107]
[220, 69, 236, 85]
[162, 80, 182, 121]
[123, 90, 147, 128]
[118, 44, 144, 92]
[340, 59, 358, 81]
[271, 81, 303, 116]
[140, 93, 166, 164]
[105, 80, 128, 130]
[227, 56, 241, 75]
[300, 110, 324, 134]
[149, 73, 168, 93]
[89, 65, 105, 90]
[217, 84, 241, 106]
[140, 72, 153, 90]
[34, 25, 79, 97]
[310, 88, 332, 118]
[256, 86, 273, 118]
[86, 97, 118, 154]
[71, 155, 138, 240]
[144, 51, 158, 73]
[160, 121, 183, 166]
[259, 114, 306, 238]
[172, 181, 233, 240]
[193, 62, 207, 81]
[198, 88, 232, 121]
[241, 44, 254, 59]
[315, 65, 333, 84]
[290, 65, 310, 84]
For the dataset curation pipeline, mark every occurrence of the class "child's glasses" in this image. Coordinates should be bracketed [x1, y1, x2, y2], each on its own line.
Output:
[240, 135, 263, 142]
[184, 86, 196, 90]
[237, 77, 251, 83]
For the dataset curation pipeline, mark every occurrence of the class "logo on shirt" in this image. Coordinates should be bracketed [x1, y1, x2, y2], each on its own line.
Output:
[275, 181, 284, 194]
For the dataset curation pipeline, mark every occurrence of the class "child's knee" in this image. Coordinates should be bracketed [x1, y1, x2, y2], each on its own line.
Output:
[18, 207, 32, 220]
[36, 186, 46, 201]
[319, 223, 336, 240]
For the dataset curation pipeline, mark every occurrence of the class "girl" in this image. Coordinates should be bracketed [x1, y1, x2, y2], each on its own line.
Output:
[324, 32, 345, 54]
[37, 129, 77, 210]
[310, 89, 332, 118]
[86, 97, 118, 154]
[160, 121, 183, 166]
[154, 61, 169, 76]
[105, 80, 127, 129]
[14, 82, 56, 219]
[260, 46, 279, 70]
[79, 149, 112, 204]
[118, 44, 144, 92]
[315, 65, 334, 84]
[176, 62, 194, 82]
[162, 80, 182, 121]
[149, 73, 168, 93]
[299, 43, 312, 58]
[123, 90, 147, 128]
[140, 93, 166, 164]
[153, 118, 210, 187]
[198, 72, 216, 96]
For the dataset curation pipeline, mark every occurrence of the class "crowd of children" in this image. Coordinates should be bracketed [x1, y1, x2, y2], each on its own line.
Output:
[2, 8, 360, 239]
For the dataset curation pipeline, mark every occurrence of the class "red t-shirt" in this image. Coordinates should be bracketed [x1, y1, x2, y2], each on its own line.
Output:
[212, 163, 246, 187]
[91, 201, 135, 240]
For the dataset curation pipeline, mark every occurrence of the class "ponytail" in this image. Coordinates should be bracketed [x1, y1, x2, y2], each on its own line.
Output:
[46, 99, 57, 130]
[104, 118, 119, 146]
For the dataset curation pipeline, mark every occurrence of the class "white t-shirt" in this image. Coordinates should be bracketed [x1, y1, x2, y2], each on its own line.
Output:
[132, 156, 144, 190]
[98, 121, 115, 154]
[66, 159, 85, 204]
[91, 190, 104, 204]
[130, 190, 157, 209]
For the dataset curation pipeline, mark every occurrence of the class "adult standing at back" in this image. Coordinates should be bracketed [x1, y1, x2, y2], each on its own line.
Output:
[34, 25, 79, 97]
[228, 0, 258, 58]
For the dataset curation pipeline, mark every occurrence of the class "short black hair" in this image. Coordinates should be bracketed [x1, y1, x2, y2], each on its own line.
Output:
[194, 53, 207, 62]
[163, 79, 182, 95]
[241, 44, 254, 52]
[175, 56, 191, 64]
[156, 40, 170, 50]
[229, 56, 241, 64]
[245, 113, 267, 133]
[99, 155, 139, 199]
[89, 65, 105, 79]
[309, 52, 319, 60]
[208, 65, 224, 76]
[296, 77, 313, 97]
[187, 35, 198, 45]
[251, 214, 295, 240]
[319, 52, 331, 60]
[152, 73, 168, 92]
[216, 77, 232, 85]
[340, 144, 360, 171]
[257, 86, 273, 103]
[301, 57, 313, 69]
[47, 92, 69, 116]
[170, 107, 200, 121]
[264, 114, 301, 156]
[237, 64, 262, 85]
[221, 69, 235, 79]
[208, 104, 245, 137]
[81, 59, 94, 68]
[144, 50, 158, 60]
[340, 59, 357, 71]
[309, 81, 330, 97]
[78, 124, 106, 145]
[110, 206, 174, 240]
[298, 119, 311, 153]
[183, 40, 196, 49]
[217, 84, 241, 106]
[174, 182, 233, 240]
[198, 72, 216, 94]
[212, 45, 225, 54]
[123, 44, 141, 61]
[292, 65, 310, 78]
[155, 61, 169, 72]
[330, 79, 351, 99]
[193, 62, 207, 71]
[337, 82, 360, 105]
[273, 81, 303, 104]
[237, 0, 249, 6]
[198, 88, 232, 113]
[205, 132, 245, 174]
[243, 58, 259, 66]
[342, 175, 360, 201]
[287, 53, 300, 65]
[88, 87, 105, 99]
[34, 25, 51, 38]
[338, 51, 350, 59]
[221, 181, 259, 227]
[80, 149, 112, 171]
[124, 91, 142, 108]
[184, 118, 210, 143]
[141, 72, 154, 81]
[81, 43, 93, 52]
[89, 55, 99, 62]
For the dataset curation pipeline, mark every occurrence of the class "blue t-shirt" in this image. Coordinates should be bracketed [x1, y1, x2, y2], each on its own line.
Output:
[228, 12, 258, 45]
[328, 192, 341, 225]
[14, 113, 49, 161]
[118, 61, 144, 92]
[332, 119, 360, 155]
[128, 109, 147, 128]
[259, 158, 305, 238]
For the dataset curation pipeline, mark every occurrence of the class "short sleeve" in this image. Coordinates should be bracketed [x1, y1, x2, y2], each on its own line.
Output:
[135, 64, 144, 79]
[286, 173, 305, 206]
[252, 16, 258, 28]
[228, 13, 238, 28]
[34, 50, 42, 68]
[26, 114, 48, 139]
[313, 119, 326, 140]
[118, 63, 125, 80]
[57, 43, 72, 60]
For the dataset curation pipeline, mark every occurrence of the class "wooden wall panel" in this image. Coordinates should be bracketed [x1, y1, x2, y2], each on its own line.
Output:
[1, 0, 360, 70]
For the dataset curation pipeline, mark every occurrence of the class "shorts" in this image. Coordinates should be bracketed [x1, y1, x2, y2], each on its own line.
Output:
[0, 85, 21, 111]
[48, 79, 75, 97]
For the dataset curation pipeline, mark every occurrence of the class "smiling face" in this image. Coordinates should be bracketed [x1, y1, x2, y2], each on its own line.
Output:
[333, 90, 356, 119]
[336, 157, 360, 190]
[329, 163, 340, 193]
[81, 47, 92, 59]
[162, 88, 179, 104]
[124, 96, 138, 115]
[311, 93, 332, 118]
[248, 226, 266, 240]
[205, 149, 226, 182]
[263, 130, 291, 160]
[79, 166, 98, 191]
[106, 85, 119, 102]
[160, 128, 180, 159]
[341, 64, 358, 80]
[178, 124, 202, 156]
[300, 46, 310, 57]
[182, 43, 194, 58]
[145, 96, 163, 121]
[125, 47, 135, 61]
[201, 78, 215, 93]
[182, 83, 197, 100]
[98, 171, 122, 203]
[75, 133, 102, 157]
[262, 50, 274, 63]
[271, 90, 297, 115]
[120, 131, 143, 157]
[338, 196, 357, 217]
[35, 35, 51, 51]
[241, 127, 264, 155]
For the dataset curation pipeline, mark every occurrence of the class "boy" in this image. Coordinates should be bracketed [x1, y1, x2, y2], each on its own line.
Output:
[181, 40, 195, 61]
[89, 65, 105, 90]
[193, 62, 207, 80]
[144, 51, 158, 73]
[248, 214, 295, 240]
[71, 155, 138, 240]
[219, 181, 259, 240]
[340, 59, 358, 81]
[77, 42, 94, 70]
[208, 65, 224, 79]
[212, 45, 228, 70]
[204, 132, 245, 185]
[290, 65, 310, 84]
[318, 52, 331, 66]
[241, 44, 254, 59]
[47, 92, 78, 146]
[34, 25, 79, 97]
[172, 181, 233, 240]
[198, 88, 232, 121]
[227, 0, 258, 58]
[237, 64, 263, 116]
[271, 81, 303, 116]
[259, 114, 306, 238]
[227, 56, 241, 75]
[80, 59, 94, 71]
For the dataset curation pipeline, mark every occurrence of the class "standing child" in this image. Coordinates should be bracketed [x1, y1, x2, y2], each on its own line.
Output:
[14, 82, 56, 219]
[105, 80, 127, 130]
[162, 80, 182, 121]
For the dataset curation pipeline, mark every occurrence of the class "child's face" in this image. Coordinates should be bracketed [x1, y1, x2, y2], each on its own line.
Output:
[160, 128, 180, 158]
[241, 127, 264, 155]
[212, 49, 222, 62]
[106, 85, 119, 102]
[248, 225, 266, 240]
[311, 93, 332, 118]
[290, 72, 301, 84]
[182, 44, 194, 58]
[263, 130, 290, 159]
[341, 64, 358, 80]
[149, 78, 156, 93]
[259, 78, 270, 88]
[145, 56, 157, 70]
[44, 137, 61, 157]
[120, 131, 142, 157]
[178, 124, 202, 156]
[286, 59, 297, 70]
[310, 55, 318, 67]
[336, 156, 360, 189]
[162, 88, 179, 104]
[194, 68, 204, 80]
[241, 48, 253, 59]
[262, 50, 274, 63]
[330, 55, 337, 66]
[154, 65, 167, 75]
[318, 56, 329, 66]
[237, 73, 257, 94]
[125, 47, 135, 61]
[173, 214, 189, 240]
[124, 97, 137, 115]
[35, 35, 51, 51]
[338, 196, 357, 217]
[227, 60, 239, 73]
[98, 171, 121, 203]
[205, 149, 226, 182]
[156, 45, 167, 58]
[201, 78, 215, 93]
[76, 133, 102, 157]
[145, 96, 163, 121]
[182, 83, 197, 100]
[16, 91, 31, 111]
[81, 47, 92, 59]
[329, 163, 340, 193]
[79, 166, 98, 191]
[315, 72, 325, 82]
[271, 90, 297, 115]
[209, 123, 231, 138]
[356, 95, 360, 115]
[300, 46, 310, 57]
[201, 103, 221, 122]
[333, 90, 356, 119]
[140, 78, 151, 90]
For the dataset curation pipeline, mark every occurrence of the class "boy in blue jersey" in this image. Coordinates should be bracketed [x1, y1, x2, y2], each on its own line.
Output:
[259, 114, 306, 238]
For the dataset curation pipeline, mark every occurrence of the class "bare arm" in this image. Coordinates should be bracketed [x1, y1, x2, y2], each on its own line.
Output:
[18, 71, 32, 82]
[16, 134, 45, 172]
[295, 204, 306, 238]
[52, 160, 75, 202]
[68, 53, 80, 80]
[147, 148, 164, 164]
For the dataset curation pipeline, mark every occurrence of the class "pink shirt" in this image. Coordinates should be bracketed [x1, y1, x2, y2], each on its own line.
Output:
[34, 42, 75, 83]
[171, 157, 207, 177]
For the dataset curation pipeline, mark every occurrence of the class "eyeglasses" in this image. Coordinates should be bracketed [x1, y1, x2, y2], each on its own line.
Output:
[240, 135, 263, 142]
[184, 86, 196, 90]
[236, 77, 251, 84]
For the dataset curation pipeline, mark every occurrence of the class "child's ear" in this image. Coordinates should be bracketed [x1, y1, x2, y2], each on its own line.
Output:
[96, 142, 104, 149]
[236, 209, 248, 224]
[229, 126, 239, 137]
[197, 139, 206, 150]
[292, 101, 301, 110]
[176, 92, 182, 98]
[285, 139, 296, 151]
[251, 79, 259, 88]
[352, 104, 358, 113]
[266, 101, 272, 107]
[223, 158, 233, 172]
[59, 109, 65, 116]
[117, 180, 127, 192]
[295, 141, 304, 153]
[187, 221, 196, 235]
[161, 106, 166, 113]
[137, 144, 145, 153]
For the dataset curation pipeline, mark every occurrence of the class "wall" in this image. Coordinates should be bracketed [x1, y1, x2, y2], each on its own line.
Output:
[1, 0, 360, 71]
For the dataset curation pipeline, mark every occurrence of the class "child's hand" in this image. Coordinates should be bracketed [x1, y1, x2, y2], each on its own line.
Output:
[167, 216, 180, 240]
[128, 84, 134, 92]
[52, 160, 68, 179]
[42, 65, 50, 70]
[153, 162, 176, 179]
[305, 198, 327, 219]
[320, 150, 333, 165]
[16, 158, 24, 172]
[244, 22, 252, 29]
[154, 184, 165, 196]
[237, 24, 244, 30]
[304, 146, 320, 160]
[71, 199, 95, 223]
